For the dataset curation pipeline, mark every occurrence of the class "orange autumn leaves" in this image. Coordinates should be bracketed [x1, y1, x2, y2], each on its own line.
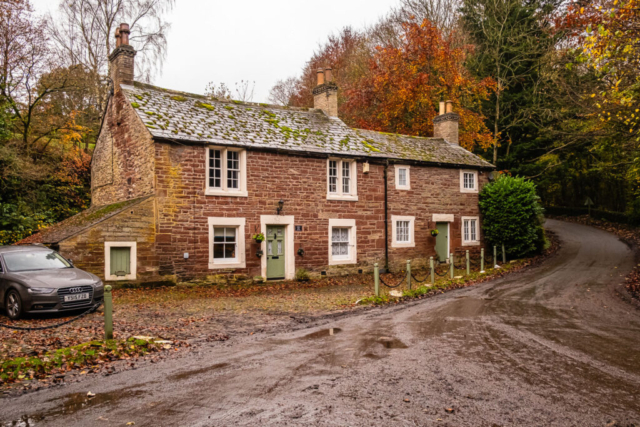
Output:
[342, 20, 496, 152]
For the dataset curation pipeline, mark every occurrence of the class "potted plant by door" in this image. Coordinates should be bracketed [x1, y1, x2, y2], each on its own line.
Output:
[252, 233, 265, 243]
[430, 229, 439, 237]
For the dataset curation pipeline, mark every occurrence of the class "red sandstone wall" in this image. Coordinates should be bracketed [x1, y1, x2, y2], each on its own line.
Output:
[153, 142, 487, 279]
[91, 90, 155, 207]
[387, 167, 488, 270]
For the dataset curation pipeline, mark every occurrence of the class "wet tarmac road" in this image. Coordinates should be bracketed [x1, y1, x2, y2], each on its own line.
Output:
[2, 219, 640, 426]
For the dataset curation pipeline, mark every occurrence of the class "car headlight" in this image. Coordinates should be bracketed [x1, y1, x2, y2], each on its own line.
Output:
[28, 288, 56, 294]
[94, 281, 104, 290]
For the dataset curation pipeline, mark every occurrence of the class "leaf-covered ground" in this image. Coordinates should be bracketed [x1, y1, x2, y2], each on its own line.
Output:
[0, 249, 554, 394]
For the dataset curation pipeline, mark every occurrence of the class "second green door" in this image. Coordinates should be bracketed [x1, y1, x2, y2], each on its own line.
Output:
[435, 222, 449, 262]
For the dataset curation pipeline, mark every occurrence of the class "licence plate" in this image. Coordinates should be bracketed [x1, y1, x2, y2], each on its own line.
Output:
[64, 293, 90, 302]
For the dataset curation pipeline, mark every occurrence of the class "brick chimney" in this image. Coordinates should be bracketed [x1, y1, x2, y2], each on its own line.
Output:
[433, 100, 459, 145]
[109, 23, 136, 89]
[313, 68, 338, 117]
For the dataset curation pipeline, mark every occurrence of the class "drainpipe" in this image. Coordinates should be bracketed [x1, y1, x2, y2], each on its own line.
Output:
[383, 160, 389, 272]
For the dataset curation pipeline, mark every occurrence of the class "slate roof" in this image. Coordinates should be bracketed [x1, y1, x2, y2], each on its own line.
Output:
[18, 196, 151, 245]
[123, 82, 494, 169]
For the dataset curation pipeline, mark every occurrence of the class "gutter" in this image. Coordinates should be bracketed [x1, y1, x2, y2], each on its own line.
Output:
[383, 160, 390, 273]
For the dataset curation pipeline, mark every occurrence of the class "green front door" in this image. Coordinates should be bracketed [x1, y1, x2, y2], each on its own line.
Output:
[266, 226, 285, 280]
[435, 222, 449, 262]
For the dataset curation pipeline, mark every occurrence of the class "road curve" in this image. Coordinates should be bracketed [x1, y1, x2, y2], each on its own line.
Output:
[2, 219, 639, 427]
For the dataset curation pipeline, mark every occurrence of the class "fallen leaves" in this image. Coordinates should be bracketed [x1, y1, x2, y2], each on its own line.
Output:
[0, 338, 168, 388]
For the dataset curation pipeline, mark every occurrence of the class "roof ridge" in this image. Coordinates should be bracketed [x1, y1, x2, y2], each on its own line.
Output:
[356, 127, 441, 141]
[129, 81, 311, 113]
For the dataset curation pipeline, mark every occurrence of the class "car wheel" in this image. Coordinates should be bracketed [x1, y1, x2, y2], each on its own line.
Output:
[6, 290, 23, 320]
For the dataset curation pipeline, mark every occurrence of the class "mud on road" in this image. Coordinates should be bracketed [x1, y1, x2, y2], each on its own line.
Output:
[2, 219, 640, 427]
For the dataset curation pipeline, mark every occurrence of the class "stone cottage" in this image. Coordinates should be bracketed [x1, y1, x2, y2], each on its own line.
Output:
[22, 23, 494, 284]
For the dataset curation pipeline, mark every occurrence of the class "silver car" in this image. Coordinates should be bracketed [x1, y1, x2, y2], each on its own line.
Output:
[0, 246, 104, 320]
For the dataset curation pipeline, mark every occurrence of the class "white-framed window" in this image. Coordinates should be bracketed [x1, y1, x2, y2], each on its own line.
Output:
[462, 216, 480, 246]
[327, 159, 358, 201]
[328, 219, 357, 265]
[206, 147, 248, 197]
[391, 215, 415, 248]
[395, 165, 410, 190]
[460, 170, 478, 193]
[208, 217, 246, 269]
[104, 242, 137, 281]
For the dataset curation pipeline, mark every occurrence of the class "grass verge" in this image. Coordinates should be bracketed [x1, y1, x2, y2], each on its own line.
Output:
[0, 338, 165, 387]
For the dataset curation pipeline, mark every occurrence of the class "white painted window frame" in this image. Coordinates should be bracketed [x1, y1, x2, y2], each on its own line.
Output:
[327, 158, 358, 201]
[205, 147, 248, 197]
[104, 241, 137, 281]
[260, 215, 295, 280]
[208, 217, 246, 269]
[328, 218, 357, 265]
[391, 215, 415, 248]
[394, 165, 411, 190]
[460, 169, 478, 193]
[461, 216, 480, 246]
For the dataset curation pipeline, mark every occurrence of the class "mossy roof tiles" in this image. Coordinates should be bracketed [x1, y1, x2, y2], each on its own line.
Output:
[18, 197, 151, 245]
[123, 82, 494, 169]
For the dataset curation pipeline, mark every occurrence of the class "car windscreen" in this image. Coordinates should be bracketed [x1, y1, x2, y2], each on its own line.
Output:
[3, 250, 72, 272]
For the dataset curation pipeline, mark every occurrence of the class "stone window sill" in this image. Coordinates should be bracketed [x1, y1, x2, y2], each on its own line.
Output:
[327, 194, 358, 202]
[205, 189, 248, 197]
[209, 261, 246, 269]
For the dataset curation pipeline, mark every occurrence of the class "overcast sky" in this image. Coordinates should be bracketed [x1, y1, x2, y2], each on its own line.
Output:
[31, 0, 400, 103]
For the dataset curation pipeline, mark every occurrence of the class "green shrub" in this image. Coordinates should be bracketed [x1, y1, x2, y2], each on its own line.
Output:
[479, 175, 545, 258]
[295, 268, 310, 281]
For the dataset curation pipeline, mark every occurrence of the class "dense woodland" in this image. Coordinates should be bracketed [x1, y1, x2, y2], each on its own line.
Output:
[1, 0, 638, 244]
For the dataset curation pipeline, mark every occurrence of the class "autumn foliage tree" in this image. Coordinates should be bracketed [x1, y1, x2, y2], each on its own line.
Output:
[342, 19, 495, 151]
[574, 0, 640, 183]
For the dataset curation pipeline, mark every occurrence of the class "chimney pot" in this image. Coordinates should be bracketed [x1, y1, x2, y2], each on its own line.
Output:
[433, 100, 460, 145]
[445, 100, 453, 113]
[109, 23, 135, 89]
[325, 68, 333, 83]
[313, 68, 338, 117]
[119, 23, 130, 46]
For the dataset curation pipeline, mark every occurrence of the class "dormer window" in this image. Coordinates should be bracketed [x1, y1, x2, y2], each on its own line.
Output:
[327, 159, 358, 201]
[206, 147, 247, 197]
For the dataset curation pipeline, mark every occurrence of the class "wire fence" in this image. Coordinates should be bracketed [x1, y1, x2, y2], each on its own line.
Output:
[0, 302, 103, 332]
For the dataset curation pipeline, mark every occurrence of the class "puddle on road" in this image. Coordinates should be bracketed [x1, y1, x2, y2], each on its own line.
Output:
[169, 363, 230, 381]
[1, 388, 144, 427]
[302, 328, 342, 340]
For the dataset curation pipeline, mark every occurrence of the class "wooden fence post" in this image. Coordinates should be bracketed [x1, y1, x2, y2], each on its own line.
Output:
[374, 263, 380, 297]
